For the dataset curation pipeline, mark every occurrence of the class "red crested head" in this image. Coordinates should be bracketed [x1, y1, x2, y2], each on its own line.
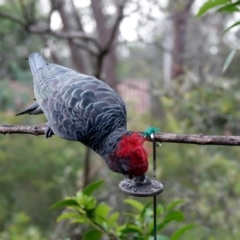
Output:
[110, 132, 148, 177]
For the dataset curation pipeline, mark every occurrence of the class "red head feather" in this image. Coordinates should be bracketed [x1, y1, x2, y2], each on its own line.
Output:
[116, 133, 148, 176]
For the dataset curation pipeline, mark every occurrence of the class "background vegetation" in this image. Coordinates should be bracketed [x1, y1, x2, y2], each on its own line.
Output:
[1, 0, 240, 239]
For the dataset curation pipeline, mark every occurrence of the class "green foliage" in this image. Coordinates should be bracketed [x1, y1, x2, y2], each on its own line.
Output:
[0, 112, 86, 238]
[196, 0, 229, 17]
[197, 1, 240, 74]
[83, 230, 103, 240]
[0, 80, 16, 110]
[160, 76, 240, 134]
[149, 75, 240, 239]
[1, 1, 240, 239]
[0, 1, 43, 81]
[0, 212, 45, 240]
[82, 180, 105, 196]
[51, 181, 194, 240]
[0, 79, 33, 111]
[197, 0, 240, 32]
[222, 49, 238, 73]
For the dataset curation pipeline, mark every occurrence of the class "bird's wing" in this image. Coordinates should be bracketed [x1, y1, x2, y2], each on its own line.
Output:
[33, 62, 127, 147]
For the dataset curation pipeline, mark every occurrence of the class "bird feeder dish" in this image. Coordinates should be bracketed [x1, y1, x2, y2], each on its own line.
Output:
[119, 177, 164, 197]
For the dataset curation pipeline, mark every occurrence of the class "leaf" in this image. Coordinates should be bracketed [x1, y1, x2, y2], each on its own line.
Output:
[120, 224, 143, 234]
[108, 212, 120, 224]
[222, 49, 238, 73]
[141, 201, 153, 218]
[83, 180, 104, 196]
[171, 224, 196, 240]
[196, 0, 229, 17]
[83, 229, 103, 240]
[167, 200, 184, 212]
[156, 205, 164, 215]
[70, 218, 88, 224]
[222, 21, 240, 35]
[217, 1, 240, 12]
[148, 221, 154, 234]
[84, 196, 97, 210]
[57, 212, 83, 222]
[95, 203, 111, 221]
[164, 211, 184, 223]
[157, 211, 184, 232]
[218, 5, 239, 12]
[124, 199, 144, 212]
[76, 191, 83, 199]
[50, 199, 79, 210]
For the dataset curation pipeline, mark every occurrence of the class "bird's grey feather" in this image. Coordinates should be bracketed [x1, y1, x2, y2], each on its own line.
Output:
[16, 102, 43, 116]
[28, 52, 47, 76]
[29, 52, 127, 156]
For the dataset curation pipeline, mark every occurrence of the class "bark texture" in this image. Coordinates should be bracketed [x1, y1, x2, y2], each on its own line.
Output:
[1, 125, 240, 146]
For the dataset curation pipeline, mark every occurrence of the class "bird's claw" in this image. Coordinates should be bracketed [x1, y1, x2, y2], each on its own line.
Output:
[133, 175, 151, 187]
[45, 123, 54, 138]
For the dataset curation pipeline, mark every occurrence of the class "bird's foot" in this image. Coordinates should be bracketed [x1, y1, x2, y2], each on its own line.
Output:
[45, 123, 54, 138]
[133, 175, 151, 187]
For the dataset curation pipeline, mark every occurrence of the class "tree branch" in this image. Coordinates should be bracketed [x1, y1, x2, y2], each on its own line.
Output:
[0, 125, 45, 136]
[151, 132, 240, 146]
[104, 0, 127, 53]
[0, 11, 26, 25]
[71, 40, 98, 56]
[1, 125, 240, 146]
[0, 10, 101, 50]
[28, 25, 101, 48]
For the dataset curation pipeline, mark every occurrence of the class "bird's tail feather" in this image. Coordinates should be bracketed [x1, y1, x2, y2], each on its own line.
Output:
[28, 52, 46, 76]
[15, 102, 43, 116]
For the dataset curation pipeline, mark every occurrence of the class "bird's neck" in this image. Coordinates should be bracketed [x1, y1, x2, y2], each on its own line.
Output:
[93, 127, 128, 159]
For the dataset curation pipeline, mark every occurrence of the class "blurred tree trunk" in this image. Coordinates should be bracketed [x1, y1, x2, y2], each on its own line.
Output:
[52, 0, 87, 73]
[170, 0, 194, 79]
[50, 0, 91, 191]
[90, 0, 118, 90]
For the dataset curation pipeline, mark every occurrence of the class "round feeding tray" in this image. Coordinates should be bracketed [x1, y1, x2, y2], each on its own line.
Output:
[119, 177, 164, 197]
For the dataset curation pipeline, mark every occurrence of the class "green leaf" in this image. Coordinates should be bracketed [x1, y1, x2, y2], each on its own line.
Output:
[157, 205, 164, 215]
[95, 203, 111, 221]
[83, 196, 97, 210]
[218, 5, 239, 12]
[57, 212, 84, 222]
[217, 1, 240, 12]
[124, 199, 144, 212]
[120, 224, 143, 234]
[76, 191, 83, 199]
[196, 0, 229, 17]
[141, 201, 153, 218]
[222, 49, 238, 73]
[70, 218, 88, 224]
[83, 180, 104, 196]
[171, 224, 196, 240]
[83, 229, 103, 240]
[164, 211, 184, 223]
[157, 211, 184, 232]
[167, 200, 184, 212]
[108, 212, 120, 224]
[50, 199, 79, 210]
[222, 21, 240, 35]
